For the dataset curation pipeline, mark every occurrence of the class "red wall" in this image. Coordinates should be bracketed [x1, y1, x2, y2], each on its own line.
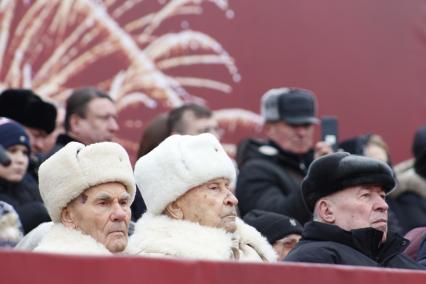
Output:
[1, 250, 426, 284]
[120, 0, 426, 162]
[2, 0, 426, 162]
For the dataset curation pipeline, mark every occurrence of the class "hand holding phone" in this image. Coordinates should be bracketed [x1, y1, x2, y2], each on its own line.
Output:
[321, 116, 338, 152]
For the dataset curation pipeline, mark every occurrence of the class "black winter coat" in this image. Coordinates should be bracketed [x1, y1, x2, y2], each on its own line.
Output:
[235, 139, 313, 224]
[0, 175, 50, 233]
[285, 221, 423, 270]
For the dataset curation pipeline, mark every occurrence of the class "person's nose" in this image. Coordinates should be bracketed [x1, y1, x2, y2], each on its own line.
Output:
[373, 194, 389, 212]
[108, 117, 119, 133]
[110, 202, 129, 221]
[33, 138, 45, 153]
[14, 151, 28, 165]
[224, 190, 238, 207]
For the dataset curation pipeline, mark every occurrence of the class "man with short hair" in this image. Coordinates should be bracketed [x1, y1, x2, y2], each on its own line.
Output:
[47, 87, 118, 157]
[128, 133, 276, 262]
[34, 142, 135, 254]
[168, 103, 222, 139]
[236, 88, 330, 224]
[285, 152, 423, 269]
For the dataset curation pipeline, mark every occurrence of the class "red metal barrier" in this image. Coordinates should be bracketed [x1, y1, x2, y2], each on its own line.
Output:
[1, 250, 426, 284]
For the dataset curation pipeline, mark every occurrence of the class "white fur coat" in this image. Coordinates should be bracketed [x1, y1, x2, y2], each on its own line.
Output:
[34, 223, 111, 255]
[127, 213, 276, 262]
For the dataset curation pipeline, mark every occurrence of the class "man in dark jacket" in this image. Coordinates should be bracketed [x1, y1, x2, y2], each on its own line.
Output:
[47, 87, 119, 156]
[285, 152, 423, 270]
[236, 88, 330, 224]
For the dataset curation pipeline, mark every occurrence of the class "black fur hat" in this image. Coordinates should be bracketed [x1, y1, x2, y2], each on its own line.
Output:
[0, 89, 57, 134]
[243, 209, 303, 244]
[302, 152, 395, 212]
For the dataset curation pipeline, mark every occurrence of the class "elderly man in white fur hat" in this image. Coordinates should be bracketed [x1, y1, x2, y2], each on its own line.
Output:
[127, 133, 276, 262]
[33, 141, 135, 255]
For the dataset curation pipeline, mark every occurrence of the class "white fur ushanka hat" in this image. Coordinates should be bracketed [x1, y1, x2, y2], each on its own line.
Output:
[39, 142, 136, 222]
[134, 133, 236, 215]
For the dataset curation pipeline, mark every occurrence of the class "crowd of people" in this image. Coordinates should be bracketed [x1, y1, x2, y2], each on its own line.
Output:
[0, 87, 425, 270]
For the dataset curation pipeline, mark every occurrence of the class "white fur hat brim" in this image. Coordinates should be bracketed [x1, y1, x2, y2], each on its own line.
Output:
[134, 133, 236, 215]
[39, 142, 136, 222]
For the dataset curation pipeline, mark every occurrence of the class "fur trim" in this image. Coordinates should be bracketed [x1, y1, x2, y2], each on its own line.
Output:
[394, 159, 414, 175]
[234, 218, 277, 262]
[15, 222, 53, 251]
[39, 142, 136, 222]
[127, 213, 276, 262]
[34, 223, 111, 255]
[127, 213, 233, 260]
[0, 201, 23, 246]
[391, 166, 426, 198]
[134, 134, 236, 215]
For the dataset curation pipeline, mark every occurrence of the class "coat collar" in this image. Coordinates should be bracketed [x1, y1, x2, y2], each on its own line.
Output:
[127, 213, 276, 262]
[34, 223, 112, 255]
[302, 221, 409, 262]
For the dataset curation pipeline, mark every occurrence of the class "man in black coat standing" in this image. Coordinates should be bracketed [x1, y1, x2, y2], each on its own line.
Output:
[236, 88, 330, 224]
[285, 152, 423, 270]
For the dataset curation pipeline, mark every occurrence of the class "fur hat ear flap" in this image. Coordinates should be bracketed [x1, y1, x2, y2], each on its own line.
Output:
[39, 142, 136, 222]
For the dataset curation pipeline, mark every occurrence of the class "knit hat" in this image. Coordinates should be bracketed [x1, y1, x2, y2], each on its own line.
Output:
[39, 141, 136, 222]
[261, 87, 319, 125]
[0, 118, 31, 152]
[243, 210, 303, 244]
[302, 152, 395, 212]
[0, 89, 57, 134]
[134, 133, 236, 215]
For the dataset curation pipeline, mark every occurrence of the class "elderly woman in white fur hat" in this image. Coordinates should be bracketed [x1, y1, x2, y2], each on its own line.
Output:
[127, 133, 276, 262]
[33, 141, 136, 255]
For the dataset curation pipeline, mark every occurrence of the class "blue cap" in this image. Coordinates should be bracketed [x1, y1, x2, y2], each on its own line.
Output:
[0, 118, 31, 153]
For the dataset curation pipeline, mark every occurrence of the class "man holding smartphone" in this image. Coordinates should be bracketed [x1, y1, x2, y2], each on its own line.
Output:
[236, 88, 331, 225]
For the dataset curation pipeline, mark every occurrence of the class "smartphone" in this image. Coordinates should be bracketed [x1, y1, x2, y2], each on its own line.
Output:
[321, 116, 338, 151]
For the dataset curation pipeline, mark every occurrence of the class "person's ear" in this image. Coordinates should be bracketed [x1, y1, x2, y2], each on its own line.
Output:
[69, 114, 82, 133]
[317, 199, 335, 223]
[164, 201, 184, 220]
[61, 206, 77, 229]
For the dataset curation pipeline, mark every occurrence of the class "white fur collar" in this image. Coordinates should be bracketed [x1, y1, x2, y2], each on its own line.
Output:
[233, 218, 277, 262]
[34, 223, 111, 255]
[127, 213, 276, 262]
